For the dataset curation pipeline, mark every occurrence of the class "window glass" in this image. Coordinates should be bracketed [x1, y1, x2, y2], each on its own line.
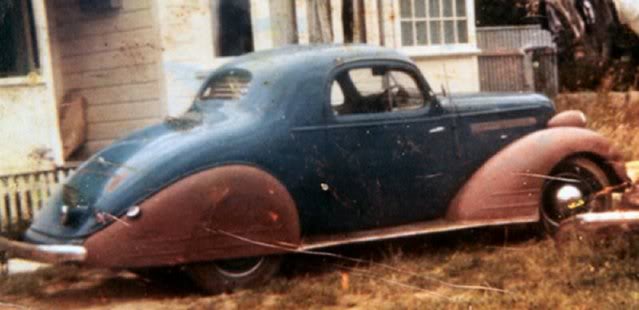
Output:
[401, 21, 414, 46]
[330, 81, 345, 107]
[429, 0, 440, 17]
[400, 0, 412, 18]
[416, 21, 428, 45]
[444, 20, 455, 43]
[430, 21, 442, 44]
[443, 0, 453, 17]
[455, 0, 466, 17]
[457, 20, 468, 43]
[331, 68, 425, 116]
[414, 0, 426, 18]
[217, 0, 253, 57]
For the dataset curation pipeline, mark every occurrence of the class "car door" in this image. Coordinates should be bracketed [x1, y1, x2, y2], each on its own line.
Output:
[319, 61, 457, 233]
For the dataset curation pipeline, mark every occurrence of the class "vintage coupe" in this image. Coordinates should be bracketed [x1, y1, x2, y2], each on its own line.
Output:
[0, 45, 630, 292]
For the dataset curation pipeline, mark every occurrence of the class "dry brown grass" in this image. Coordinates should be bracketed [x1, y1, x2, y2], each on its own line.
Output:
[3, 228, 639, 309]
[555, 91, 639, 160]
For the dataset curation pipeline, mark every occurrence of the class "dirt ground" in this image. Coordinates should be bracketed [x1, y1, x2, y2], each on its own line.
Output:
[4, 227, 639, 309]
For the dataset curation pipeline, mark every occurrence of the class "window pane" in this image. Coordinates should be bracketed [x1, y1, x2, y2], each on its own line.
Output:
[416, 21, 428, 45]
[414, 0, 426, 18]
[430, 21, 441, 44]
[444, 20, 455, 43]
[400, 0, 412, 18]
[457, 20, 468, 43]
[0, 0, 38, 77]
[388, 71, 425, 111]
[349, 69, 384, 95]
[401, 22, 414, 46]
[331, 81, 345, 108]
[443, 0, 453, 17]
[429, 0, 440, 18]
[456, 0, 466, 17]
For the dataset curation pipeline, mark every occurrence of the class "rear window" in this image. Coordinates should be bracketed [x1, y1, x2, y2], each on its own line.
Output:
[200, 69, 252, 100]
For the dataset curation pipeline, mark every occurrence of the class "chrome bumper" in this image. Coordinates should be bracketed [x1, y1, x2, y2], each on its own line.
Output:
[557, 210, 639, 240]
[0, 236, 86, 264]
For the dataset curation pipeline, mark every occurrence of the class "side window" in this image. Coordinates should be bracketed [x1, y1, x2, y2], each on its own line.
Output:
[331, 67, 426, 116]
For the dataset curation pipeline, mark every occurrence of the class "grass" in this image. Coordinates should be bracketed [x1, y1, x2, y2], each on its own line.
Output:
[555, 92, 639, 160]
[3, 228, 639, 309]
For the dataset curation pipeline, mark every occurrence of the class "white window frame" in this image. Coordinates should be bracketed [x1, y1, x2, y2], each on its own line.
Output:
[391, 0, 479, 57]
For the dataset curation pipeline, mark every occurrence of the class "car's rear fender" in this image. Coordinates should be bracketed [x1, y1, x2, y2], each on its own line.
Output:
[83, 165, 300, 268]
[447, 127, 629, 221]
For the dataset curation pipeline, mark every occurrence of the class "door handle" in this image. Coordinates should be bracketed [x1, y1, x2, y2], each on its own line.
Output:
[429, 126, 445, 134]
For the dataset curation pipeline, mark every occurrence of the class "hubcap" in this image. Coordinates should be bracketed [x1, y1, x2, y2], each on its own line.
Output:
[555, 184, 585, 210]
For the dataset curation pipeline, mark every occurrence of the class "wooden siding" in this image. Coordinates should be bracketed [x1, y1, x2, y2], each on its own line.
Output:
[52, 0, 163, 154]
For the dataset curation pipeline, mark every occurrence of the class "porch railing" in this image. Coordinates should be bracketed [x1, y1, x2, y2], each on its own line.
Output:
[0, 165, 78, 238]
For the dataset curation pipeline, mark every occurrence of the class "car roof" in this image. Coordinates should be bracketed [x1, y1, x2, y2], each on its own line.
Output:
[217, 44, 413, 78]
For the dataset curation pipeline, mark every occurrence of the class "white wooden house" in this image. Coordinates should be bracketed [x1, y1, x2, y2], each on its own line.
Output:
[0, 0, 480, 233]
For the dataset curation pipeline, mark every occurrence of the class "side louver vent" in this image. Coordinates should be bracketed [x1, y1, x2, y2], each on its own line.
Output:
[200, 70, 251, 100]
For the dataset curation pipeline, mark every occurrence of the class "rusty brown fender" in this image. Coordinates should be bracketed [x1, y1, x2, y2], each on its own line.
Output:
[547, 110, 587, 128]
[83, 165, 300, 269]
[447, 127, 629, 221]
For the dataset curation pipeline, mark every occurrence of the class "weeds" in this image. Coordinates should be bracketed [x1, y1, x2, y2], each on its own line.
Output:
[4, 229, 639, 308]
[555, 91, 639, 160]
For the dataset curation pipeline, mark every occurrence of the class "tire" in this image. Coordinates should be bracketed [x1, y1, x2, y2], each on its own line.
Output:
[541, 157, 612, 235]
[187, 255, 281, 294]
[130, 266, 190, 284]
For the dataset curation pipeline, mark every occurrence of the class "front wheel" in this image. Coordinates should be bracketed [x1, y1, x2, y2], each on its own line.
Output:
[187, 255, 281, 294]
[541, 157, 612, 234]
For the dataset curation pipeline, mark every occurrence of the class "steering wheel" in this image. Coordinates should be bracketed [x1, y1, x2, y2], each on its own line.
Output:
[379, 84, 408, 111]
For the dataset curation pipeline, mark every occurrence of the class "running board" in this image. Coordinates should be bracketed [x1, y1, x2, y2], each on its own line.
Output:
[300, 216, 538, 250]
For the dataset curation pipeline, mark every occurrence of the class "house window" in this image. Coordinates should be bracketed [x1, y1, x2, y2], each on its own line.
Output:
[215, 0, 254, 57]
[399, 0, 469, 46]
[0, 0, 39, 77]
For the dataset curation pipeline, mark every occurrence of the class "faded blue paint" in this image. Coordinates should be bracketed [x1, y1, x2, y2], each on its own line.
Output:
[25, 45, 555, 244]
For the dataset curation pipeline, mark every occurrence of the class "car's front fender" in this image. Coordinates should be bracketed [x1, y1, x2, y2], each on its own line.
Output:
[82, 165, 300, 268]
[447, 127, 630, 222]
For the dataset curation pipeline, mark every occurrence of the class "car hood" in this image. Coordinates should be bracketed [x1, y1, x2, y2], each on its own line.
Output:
[438, 92, 554, 114]
[26, 106, 266, 243]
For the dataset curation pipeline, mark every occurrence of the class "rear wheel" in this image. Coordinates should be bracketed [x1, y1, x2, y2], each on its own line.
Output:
[541, 157, 612, 234]
[187, 255, 281, 294]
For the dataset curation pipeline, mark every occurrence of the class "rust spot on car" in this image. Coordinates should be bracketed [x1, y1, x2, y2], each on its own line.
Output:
[269, 211, 279, 222]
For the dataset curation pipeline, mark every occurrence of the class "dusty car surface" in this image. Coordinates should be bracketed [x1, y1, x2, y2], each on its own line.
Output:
[0, 45, 630, 293]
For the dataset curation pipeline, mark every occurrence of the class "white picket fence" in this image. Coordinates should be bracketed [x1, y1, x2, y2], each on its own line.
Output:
[0, 166, 77, 237]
